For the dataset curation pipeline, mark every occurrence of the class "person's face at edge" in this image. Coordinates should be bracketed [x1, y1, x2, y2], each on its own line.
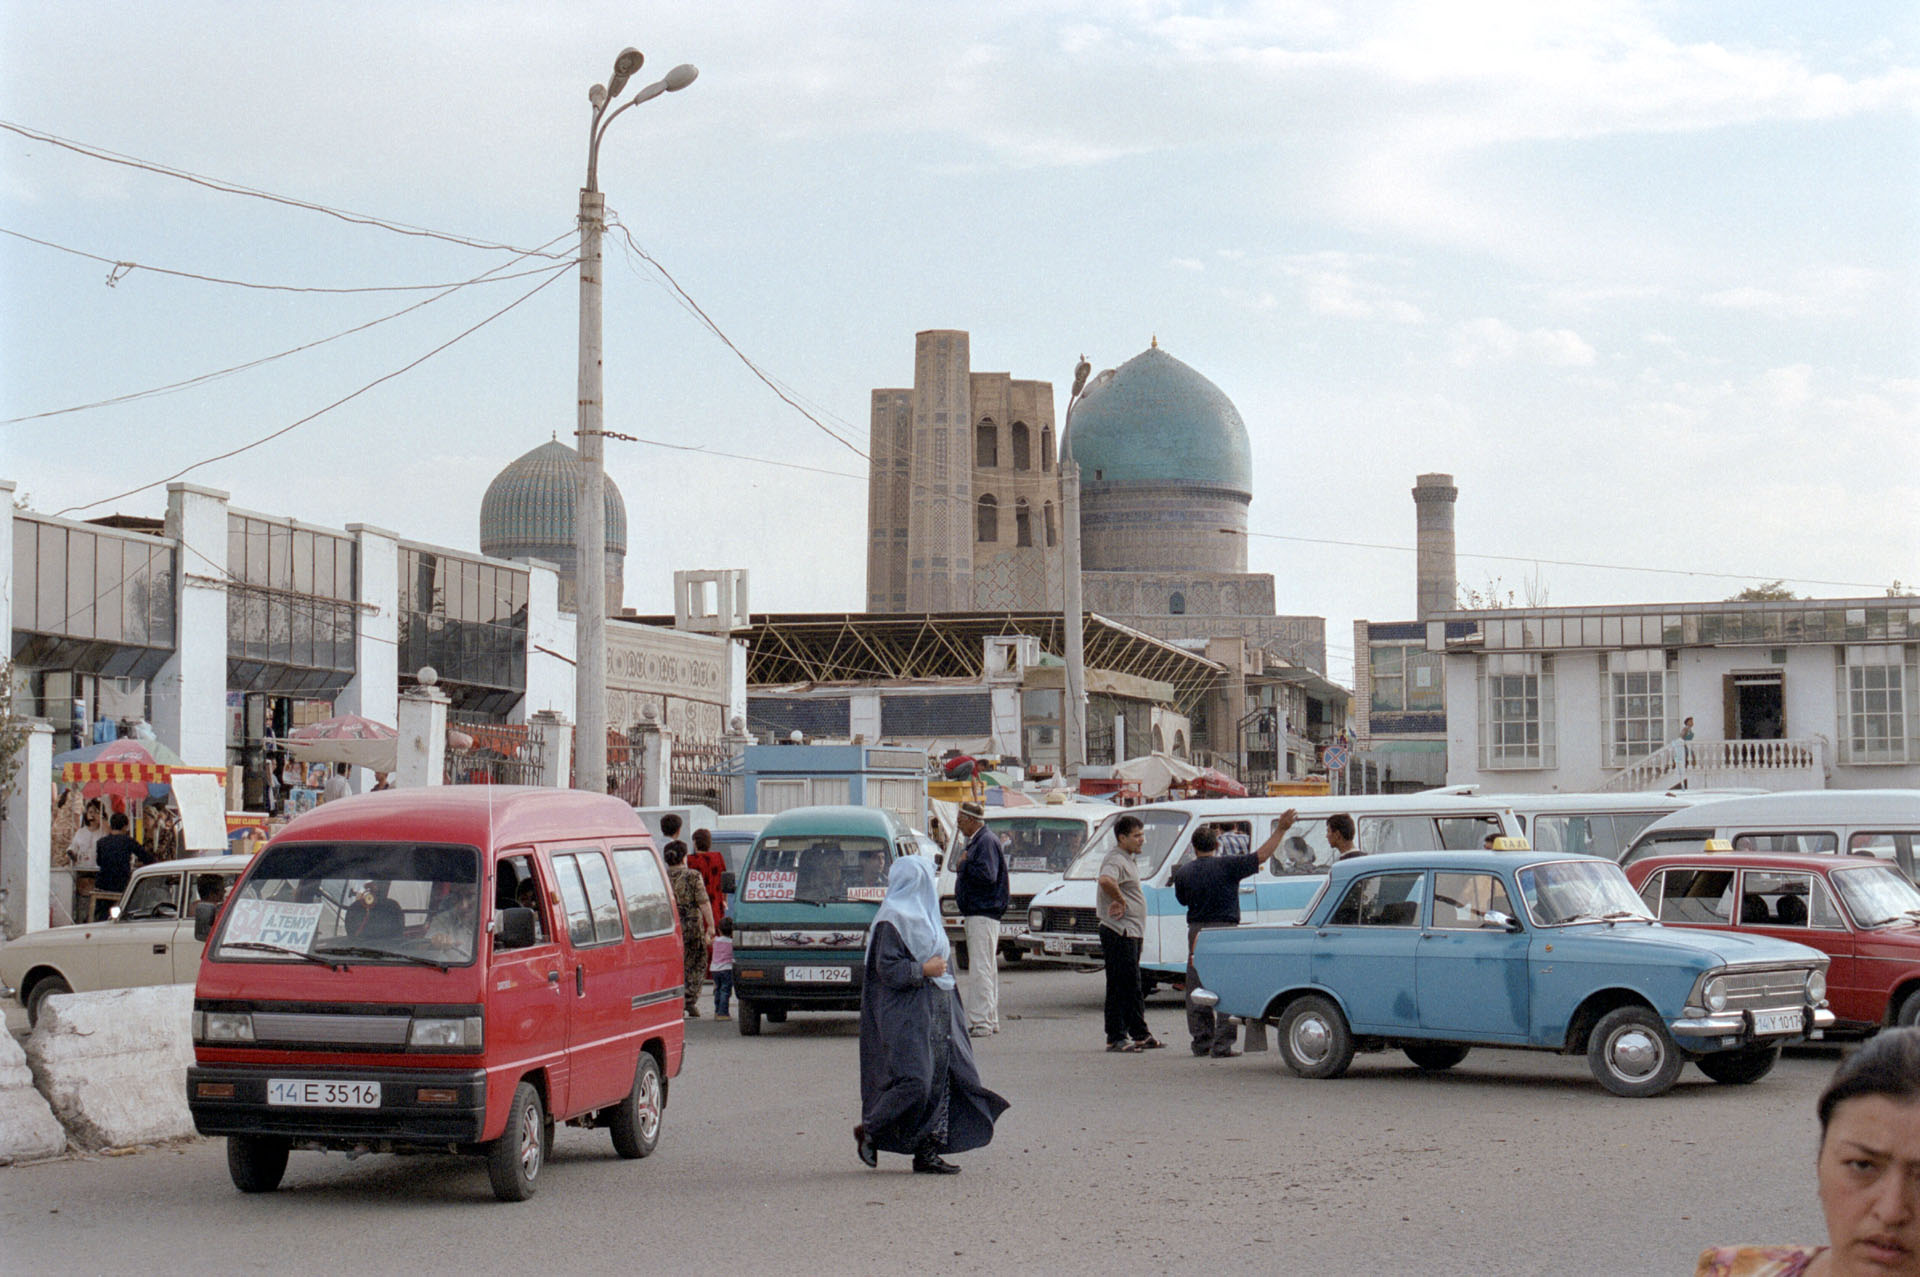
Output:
[1117, 827, 1145, 855]
[1819, 1094, 1920, 1275]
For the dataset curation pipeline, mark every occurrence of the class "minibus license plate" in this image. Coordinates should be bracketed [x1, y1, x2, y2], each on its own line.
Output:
[1044, 938, 1074, 955]
[787, 965, 850, 983]
[1752, 1009, 1802, 1036]
[268, 1079, 381, 1108]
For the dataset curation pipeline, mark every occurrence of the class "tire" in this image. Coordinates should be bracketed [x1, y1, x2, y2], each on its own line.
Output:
[1696, 1044, 1781, 1086]
[608, 1053, 664, 1159]
[1587, 1004, 1685, 1098]
[766, 1007, 788, 1024]
[1895, 989, 1920, 1028]
[1000, 944, 1024, 966]
[738, 1000, 762, 1036]
[1404, 1043, 1471, 1072]
[1276, 995, 1356, 1080]
[486, 1081, 546, 1202]
[24, 974, 71, 1028]
[226, 1135, 290, 1194]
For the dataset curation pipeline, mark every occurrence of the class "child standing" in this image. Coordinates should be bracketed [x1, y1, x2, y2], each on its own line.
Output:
[710, 917, 735, 1020]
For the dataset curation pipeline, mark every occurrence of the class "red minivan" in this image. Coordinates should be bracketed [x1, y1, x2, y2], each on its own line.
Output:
[187, 787, 685, 1201]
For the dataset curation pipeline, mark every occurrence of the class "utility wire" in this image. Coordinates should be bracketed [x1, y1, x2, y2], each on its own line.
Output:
[1237, 528, 1893, 592]
[1, 226, 567, 295]
[0, 119, 568, 259]
[620, 434, 864, 481]
[606, 216, 868, 459]
[4, 230, 579, 426]
[53, 262, 576, 517]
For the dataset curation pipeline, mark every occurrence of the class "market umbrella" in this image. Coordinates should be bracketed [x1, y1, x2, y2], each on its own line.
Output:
[282, 714, 399, 771]
[1184, 768, 1249, 799]
[51, 738, 182, 805]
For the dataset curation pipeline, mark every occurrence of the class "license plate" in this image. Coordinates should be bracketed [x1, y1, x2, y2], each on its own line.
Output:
[786, 965, 851, 983]
[1753, 1008, 1803, 1036]
[998, 921, 1027, 937]
[268, 1078, 381, 1108]
[1044, 938, 1075, 955]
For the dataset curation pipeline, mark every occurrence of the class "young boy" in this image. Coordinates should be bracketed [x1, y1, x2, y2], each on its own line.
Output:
[710, 917, 735, 1020]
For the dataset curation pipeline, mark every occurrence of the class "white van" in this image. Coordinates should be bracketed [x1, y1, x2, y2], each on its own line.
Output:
[1620, 790, 1920, 877]
[1478, 791, 1717, 863]
[1021, 794, 1522, 988]
[939, 801, 1113, 967]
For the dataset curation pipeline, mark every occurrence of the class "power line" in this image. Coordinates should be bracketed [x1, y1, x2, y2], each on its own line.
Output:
[1235, 528, 1893, 592]
[605, 216, 868, 459]
[4, 230, 579, 426]
[619, 434, 864, 481]
[0, 119, 568, 259]
[53, 262, 576, 517]
[1, 225, 569, 295]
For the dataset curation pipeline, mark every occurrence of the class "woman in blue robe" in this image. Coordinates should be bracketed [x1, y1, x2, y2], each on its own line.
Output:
[856, 855, 1009, 1173]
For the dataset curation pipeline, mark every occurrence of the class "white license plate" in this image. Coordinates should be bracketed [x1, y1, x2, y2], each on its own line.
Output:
[786, 965, 851, 983]
[1043, 938, 1075, 955]
[998, 921, 1027, 937]
[268, 1078, 381, 1108]
[1753, 1008, 1804, 1036]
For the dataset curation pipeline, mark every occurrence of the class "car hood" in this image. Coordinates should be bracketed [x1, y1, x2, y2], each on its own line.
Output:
[0, 919, 136, 981]
[1545, 920, 1827, 968]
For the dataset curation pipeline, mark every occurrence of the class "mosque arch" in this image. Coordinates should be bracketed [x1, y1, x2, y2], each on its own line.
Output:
[1011, 422, 1031, 471]
[975, 419, 998, 469]
[976, 493, 999, 542]
[1043, 501, 1056, 548]
[1040, 425, 1055, 472]
[1015, 498, 1033, 547]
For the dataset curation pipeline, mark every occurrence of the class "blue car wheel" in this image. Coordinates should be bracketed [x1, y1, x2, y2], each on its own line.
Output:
[1587, 1005, 1684, 1098]
[1277, 995, 1355, 1080]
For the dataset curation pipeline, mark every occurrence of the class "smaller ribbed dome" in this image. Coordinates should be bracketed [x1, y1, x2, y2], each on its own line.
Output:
[480, 440, 627, 555]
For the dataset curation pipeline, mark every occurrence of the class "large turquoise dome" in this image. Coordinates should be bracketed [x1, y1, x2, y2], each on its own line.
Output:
[1062, 345, 1252, 492]
[480, 439, 627, 554]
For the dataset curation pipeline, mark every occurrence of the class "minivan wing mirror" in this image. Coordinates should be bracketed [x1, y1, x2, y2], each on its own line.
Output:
[194, 900, 220, 942]
[496, 907, 537, 950]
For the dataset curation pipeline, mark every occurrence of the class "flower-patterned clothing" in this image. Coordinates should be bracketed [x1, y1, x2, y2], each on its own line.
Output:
[1694, 1244, 1826, 1276]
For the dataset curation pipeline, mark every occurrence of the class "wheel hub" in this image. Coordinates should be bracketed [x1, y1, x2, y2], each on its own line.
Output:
[637, 1073, 662, 1141]
[518, 1101, 543, 1178]
[1292, 1014, 1330, 1063]
[1610, 1028, 1660, 1078]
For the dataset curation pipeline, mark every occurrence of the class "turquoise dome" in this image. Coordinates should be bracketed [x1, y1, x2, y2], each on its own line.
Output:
[479, 439, 627, 555]
[1062, 345, 1252, 491]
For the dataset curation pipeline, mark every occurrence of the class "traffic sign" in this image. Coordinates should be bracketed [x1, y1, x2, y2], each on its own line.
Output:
[1324, 744, 1350, 770]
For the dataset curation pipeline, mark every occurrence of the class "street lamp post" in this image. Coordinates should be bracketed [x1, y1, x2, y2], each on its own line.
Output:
[574, 48, 697, 795]
[1060, 356, 1092, 782]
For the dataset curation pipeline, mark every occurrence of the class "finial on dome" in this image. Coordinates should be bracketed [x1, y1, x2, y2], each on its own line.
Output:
[1151, 334, 1158, 348]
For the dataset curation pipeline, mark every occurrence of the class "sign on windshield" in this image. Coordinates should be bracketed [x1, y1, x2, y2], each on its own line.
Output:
[214, 842, 482, 967]
[744, 836, 892, 904]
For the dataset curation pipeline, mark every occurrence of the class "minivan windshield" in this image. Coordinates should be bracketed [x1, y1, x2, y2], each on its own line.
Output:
[741, 836, 892, 905]
[989, 817, 1096, 874]
[1065, 810, 1187, 881]
[1830, 864, 1920, 929]
[213, 842, 481, 966]
[1516, 860, 1655, 926]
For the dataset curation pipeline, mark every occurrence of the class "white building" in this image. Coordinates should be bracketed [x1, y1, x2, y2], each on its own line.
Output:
[1433, 596, 1920, 793]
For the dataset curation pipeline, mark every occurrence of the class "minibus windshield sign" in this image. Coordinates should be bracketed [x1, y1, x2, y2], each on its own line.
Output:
[213, 842, 482, 968]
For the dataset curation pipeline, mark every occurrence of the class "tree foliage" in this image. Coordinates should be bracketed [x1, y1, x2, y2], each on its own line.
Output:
[1727, 580, 1799, 602]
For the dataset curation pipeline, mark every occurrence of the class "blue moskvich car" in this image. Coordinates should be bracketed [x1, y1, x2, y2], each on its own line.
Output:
[1190, 849, 1835, 1097]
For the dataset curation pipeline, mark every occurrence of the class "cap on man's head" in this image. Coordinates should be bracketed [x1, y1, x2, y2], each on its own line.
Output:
[959, 801, 986, 820]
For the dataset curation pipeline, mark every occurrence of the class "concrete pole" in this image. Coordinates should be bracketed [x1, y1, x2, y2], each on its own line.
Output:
[395, 682, 449, 789]
[528, 710, 573, 789]
[1061, 459, 1088, 780]
[575, 186, 609, 796]
[634, 709, 672, 808]
[1, 721, 53, 938]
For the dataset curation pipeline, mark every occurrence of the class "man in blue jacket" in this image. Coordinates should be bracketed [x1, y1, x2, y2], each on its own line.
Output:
[952, 801, 1010, 1039]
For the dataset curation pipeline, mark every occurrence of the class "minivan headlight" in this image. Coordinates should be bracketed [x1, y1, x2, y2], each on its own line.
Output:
[1030, 908, 1045, 929]
[200, 1011, 255, 1043]
[940, 898, 959, 916]
[737, 930, 774, 948]
[1807, 970, 1827, 1004]
[408, 1015, 484, 1049]
[1703, 977, 1728, 1013]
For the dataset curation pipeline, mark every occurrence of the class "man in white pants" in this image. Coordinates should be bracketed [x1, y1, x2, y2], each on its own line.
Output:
[952, 802, 1010, 1038]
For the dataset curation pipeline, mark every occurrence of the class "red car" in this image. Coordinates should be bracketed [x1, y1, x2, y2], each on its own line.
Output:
[1624, 851, 1920, 1033]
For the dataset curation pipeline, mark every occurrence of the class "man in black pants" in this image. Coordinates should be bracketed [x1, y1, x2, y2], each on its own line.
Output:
[1172, 812, 1297, 1056]
[1096, 814, 1158, 1052]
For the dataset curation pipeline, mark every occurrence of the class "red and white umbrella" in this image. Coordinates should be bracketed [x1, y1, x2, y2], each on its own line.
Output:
[283, 714, 399, 771]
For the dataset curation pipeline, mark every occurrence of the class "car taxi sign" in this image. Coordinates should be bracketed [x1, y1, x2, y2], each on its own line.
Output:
[1703, 839, 1734, 852]
[1490, 836, 1531, 851]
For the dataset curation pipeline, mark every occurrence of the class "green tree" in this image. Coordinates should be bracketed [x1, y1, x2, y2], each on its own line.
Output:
[1727, 580, 1799, 602]
[0, 660, 29, 823]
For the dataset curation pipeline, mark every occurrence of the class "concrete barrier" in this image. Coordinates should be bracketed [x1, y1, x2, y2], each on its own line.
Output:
[0, 1030, 67, 1164]
[26, 984, 195, 1150]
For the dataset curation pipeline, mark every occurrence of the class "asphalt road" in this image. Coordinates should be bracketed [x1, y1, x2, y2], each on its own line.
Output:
[2, 963, 1835, 1274]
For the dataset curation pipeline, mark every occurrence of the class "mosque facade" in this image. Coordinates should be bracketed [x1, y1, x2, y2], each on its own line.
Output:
[479, 439, 627, 614]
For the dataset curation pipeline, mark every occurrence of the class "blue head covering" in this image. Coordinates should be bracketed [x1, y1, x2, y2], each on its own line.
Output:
[869, 855, 954, 991]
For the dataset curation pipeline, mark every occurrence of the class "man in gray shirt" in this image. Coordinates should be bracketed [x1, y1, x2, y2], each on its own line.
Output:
[1096, 814, 1159, 1052]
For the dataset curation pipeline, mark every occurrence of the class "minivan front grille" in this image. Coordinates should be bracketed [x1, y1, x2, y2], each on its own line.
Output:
[249, 1012, 412, 1046]
[1035, 907, 1101, 936]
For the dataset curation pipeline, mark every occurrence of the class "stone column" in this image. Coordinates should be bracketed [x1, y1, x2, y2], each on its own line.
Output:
[153, 484, 230, 767]
[339, 523, 399, 792]
[528, 710, 573, 789]
[721, 715, 753, 815]
[395, 679, 449, 789]
[633, 708, 672, 808]
[2, 721, 53, 938]
[1413, 473, 1459, 621]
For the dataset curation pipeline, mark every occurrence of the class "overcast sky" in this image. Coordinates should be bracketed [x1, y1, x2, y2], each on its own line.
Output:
[3, 1, 1915, 684]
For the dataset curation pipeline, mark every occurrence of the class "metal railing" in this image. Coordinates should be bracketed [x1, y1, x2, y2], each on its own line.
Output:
[444, 719, 547, 787]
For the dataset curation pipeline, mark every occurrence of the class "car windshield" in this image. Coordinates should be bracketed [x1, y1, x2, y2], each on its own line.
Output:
[989, 818, 1095, 874]
[213, 842, 481, 966]
[1830, 864, 1920, 928]
[1517, 859, 1655, 926]
[741, 836, 892, 904]
[1064, 811, 1187, 881]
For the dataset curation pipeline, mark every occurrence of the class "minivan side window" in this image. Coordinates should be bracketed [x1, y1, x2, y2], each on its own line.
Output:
[1850, 832, 1916, 862]
[1733, 831, 1840, 855]
[551, 851, 625, 947]
[497, 853, 550, 943]
[1435, 815, 1500, 851]
[610, 847, 674, 937]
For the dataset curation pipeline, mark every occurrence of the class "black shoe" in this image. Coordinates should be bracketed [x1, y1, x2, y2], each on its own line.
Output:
[1134, 1036, 1166, 1050]
[912, 1151, 961, 1175]
[1191, 1045, 1210, 1057]
[854, 1125, 876, 1169]
[1211, 1048, 1244, 1058]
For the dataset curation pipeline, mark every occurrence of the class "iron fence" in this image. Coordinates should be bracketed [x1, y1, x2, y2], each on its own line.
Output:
[444, 719, 546, 787]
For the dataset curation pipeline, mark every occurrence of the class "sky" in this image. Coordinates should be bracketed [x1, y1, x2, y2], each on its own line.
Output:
[3, 1, 1916, 686]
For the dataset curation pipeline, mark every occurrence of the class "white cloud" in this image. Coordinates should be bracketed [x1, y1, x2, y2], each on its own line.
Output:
[1450, 317, 1597, 366]
[1278, 250, 1425, 323]
[1699, 266, 1880, 318]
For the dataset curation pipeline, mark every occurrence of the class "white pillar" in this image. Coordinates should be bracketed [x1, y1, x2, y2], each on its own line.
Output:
[0, 479, 15, 642]
[395, 682, 449, 789]
[528, 710, 573, 789]
[2, 721, 53, 938]
[339, 523, 400, 791]
[634, 709, 672, 807]
[154, 484, 229, 766]
[722, 716, 753, 815]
